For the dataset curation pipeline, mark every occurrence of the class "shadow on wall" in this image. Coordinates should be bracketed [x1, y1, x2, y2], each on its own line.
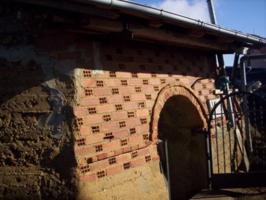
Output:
[0, 55, 77, 199]
[158, 95, 208, 200]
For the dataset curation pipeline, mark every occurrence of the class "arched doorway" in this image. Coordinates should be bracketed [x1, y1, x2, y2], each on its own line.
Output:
[157, 95, 208, 200]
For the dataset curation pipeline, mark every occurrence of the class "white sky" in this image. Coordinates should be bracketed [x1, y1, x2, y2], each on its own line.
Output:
[151, 0, 210, 22]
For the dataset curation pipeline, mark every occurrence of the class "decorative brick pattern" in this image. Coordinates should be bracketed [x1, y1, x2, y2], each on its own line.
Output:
[74, 42, 217, 182]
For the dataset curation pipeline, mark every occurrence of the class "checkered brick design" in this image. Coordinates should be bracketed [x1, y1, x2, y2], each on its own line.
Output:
[73, 42, 217, 182]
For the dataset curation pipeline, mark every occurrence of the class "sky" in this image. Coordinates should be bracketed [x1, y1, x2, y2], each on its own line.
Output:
[132, 0, 266, 66]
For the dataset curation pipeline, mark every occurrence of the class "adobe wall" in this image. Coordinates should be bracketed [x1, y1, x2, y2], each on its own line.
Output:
[0, 5, 219, 200]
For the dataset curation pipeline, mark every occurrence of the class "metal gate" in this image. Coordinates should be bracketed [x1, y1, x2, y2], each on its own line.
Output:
[207, 91, 266, 188]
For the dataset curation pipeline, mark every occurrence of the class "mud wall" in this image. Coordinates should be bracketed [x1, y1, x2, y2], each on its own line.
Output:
[0, 3, 220, 200]
[0, 5, 78, 199]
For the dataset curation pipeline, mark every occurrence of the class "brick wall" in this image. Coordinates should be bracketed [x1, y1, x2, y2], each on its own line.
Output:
[72, 41, 218, 199]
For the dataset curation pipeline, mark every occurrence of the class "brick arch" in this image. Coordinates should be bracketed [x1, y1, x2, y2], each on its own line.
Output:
[150, 84, 208, 144]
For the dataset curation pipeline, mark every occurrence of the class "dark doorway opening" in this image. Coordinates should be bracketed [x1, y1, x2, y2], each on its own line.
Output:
[158, 95, 208, 200]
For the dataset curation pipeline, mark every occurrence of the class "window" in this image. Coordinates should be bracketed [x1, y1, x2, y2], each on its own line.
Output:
[154, 86, 159, 91]
[160, 79, 166, 84]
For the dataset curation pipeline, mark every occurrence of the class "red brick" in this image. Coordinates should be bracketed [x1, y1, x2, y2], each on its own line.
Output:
[149, 78, 160, 85]
[131, 93, 146, 101]
[75, 145, 95, 155]
[141, 85, 154, 94]
[97, 104, 115, 113]
[104, 79, 121, 87]
[138, 148, 150, 156]
[122, 146, 131, 153]
[131, 157, 146, 167]
[116, 72, 132, 78]
[145, 101, 154, 109]
[113, 130, 128, 138]
[123, 102, 138, 111]
[79, 126, 91, 135]
[80, 174, 97, 182]
[108, 95, 123, 104]
[119, 86, 135, 95]
[73, 106, 88, 117]
[135, 124, 148, 134]
[101, 121, 119, 132]
[137, 73, 151, 78]
[126, 118, 141, 127]
[96, 153, 108, 161]
[111, 111, 127, 121]
[136, 109, 149, 118]
[128, 79, 142, 86]
[94, 88, 112, 96]
[104, 140, 121, 151]
[116, 154, 131, 163]
[85, 134, 103, 144]
[107, 165, 123, 176]
[128, 135, 144, 146]
[85, 114, 103, 124]
[80, 79, 97, 87]
[152, 156, 160, 161]
[79, 96, 99, 106]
